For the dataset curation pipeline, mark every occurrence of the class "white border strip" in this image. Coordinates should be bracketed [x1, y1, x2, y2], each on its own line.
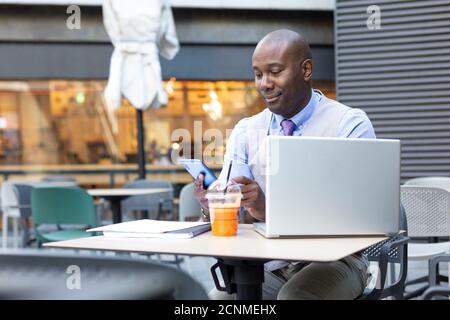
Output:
[0, 0, 335, 11]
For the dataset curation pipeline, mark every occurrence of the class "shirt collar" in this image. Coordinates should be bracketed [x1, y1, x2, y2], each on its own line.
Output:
[272, 89, 318, 130]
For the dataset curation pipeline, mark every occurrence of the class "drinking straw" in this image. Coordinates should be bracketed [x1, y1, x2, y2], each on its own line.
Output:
[224, 160, 233, 193]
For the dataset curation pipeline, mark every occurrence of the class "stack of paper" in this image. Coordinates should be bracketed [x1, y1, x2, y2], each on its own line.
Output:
[87, 220, 211, 239]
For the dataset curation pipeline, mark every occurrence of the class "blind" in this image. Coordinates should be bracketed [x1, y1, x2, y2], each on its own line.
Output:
[335, 0, 450, 181]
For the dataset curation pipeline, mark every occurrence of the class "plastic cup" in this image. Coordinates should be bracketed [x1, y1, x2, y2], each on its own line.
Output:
[206, 191, 241, 236]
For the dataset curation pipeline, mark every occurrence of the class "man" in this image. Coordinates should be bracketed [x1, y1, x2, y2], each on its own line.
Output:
[194, 29, 375, 300]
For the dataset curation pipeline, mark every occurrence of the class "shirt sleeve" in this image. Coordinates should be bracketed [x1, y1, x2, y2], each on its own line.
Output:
[337, 108, 376, 139]
[217, 118, 254, 184]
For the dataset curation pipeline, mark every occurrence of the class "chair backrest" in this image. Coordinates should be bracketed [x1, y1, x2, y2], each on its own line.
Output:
[1, 180, 20, 217]
[179, 182, 201, 221]
[404, 176, 450, 190]
[364, 204, 407, 264]
[1, 180, 42, 217]
[0, 250, 208, 299]
[122, 179, 174, 214]
[361, 205, 408, 299]
[400, 185, 450, 238]
[13, 184, 34, 218]
[31, 187, 97, 227]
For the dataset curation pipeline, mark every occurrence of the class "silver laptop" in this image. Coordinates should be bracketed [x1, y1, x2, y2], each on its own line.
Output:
[254, 136, 400, 238]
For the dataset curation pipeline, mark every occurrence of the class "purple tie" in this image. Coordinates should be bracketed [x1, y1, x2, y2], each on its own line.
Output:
[280, 119, 296, 136]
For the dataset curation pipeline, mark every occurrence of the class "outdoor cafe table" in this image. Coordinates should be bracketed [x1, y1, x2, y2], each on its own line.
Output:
[45, 224, 387, 300]
[87, 188, 171, 224]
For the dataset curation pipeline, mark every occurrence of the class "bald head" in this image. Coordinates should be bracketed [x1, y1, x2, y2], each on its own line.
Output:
[252, 30, 313, 118]
[254, 29, 312, 63]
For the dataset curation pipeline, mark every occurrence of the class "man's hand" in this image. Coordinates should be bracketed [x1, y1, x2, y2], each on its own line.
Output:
[193, 173, 210, 220]
[232, 176, 265, 221]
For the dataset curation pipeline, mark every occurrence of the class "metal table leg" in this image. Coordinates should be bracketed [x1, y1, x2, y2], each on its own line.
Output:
[109, 198, 122, 224]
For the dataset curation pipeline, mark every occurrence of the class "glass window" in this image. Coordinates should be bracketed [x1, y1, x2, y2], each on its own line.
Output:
[0, 79, 335, 185]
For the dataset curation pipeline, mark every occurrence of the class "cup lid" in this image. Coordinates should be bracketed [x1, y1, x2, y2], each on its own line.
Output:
[205, 180, 242, 199]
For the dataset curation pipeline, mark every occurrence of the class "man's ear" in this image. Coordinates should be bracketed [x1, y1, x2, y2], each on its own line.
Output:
[301, 59, 313, 82]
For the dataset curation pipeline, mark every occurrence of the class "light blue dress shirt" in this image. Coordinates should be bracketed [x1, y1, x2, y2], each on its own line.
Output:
[217, 90, 376, 271]
[218, 90, 376, 183]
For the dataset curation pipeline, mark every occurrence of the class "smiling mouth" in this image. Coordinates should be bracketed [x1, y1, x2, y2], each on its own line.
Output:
[264, 93, 281, 103]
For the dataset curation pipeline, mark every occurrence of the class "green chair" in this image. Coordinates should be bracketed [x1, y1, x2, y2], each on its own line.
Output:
[31, 187, 97, 247]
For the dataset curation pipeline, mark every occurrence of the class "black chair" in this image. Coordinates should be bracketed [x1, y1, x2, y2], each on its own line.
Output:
[0, 250, 208, 299]
[422, 254, 450, 300]
[359, 205, 409, 300]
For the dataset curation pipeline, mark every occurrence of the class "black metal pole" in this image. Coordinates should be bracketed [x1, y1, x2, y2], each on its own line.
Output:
[137, 109, 146, 179]
[211, 259, 265, 300]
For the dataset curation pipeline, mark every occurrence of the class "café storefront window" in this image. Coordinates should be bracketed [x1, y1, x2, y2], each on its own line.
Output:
[0, 79, 335, 167]
[0, 80, 260, 166]
[0, 79, 334, 187]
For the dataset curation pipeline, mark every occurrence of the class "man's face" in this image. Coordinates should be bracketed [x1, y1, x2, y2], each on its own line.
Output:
[252, 41, 311, 118]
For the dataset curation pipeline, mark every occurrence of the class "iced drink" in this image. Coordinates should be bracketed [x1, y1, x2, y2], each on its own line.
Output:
[206, 190, 241, 236]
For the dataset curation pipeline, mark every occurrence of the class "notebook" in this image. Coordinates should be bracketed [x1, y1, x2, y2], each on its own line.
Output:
[87, 219, 211, 239]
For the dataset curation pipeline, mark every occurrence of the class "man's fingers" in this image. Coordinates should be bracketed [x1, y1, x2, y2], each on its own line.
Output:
[232, 176, 253, 185]
[242, 200, 256, 208]
[232, 176, 259, 194]
[241, 191, 257, 204]
[194, 173, 205, 190]
[239, 183, 259, 194]
[241, 190, 256, 200]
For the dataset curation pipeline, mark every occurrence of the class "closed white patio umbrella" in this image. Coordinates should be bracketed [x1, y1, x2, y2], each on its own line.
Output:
[102, 0, 179, 178]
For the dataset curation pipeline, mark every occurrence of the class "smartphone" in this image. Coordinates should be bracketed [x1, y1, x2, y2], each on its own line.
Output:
[179, 159, 217, 188]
